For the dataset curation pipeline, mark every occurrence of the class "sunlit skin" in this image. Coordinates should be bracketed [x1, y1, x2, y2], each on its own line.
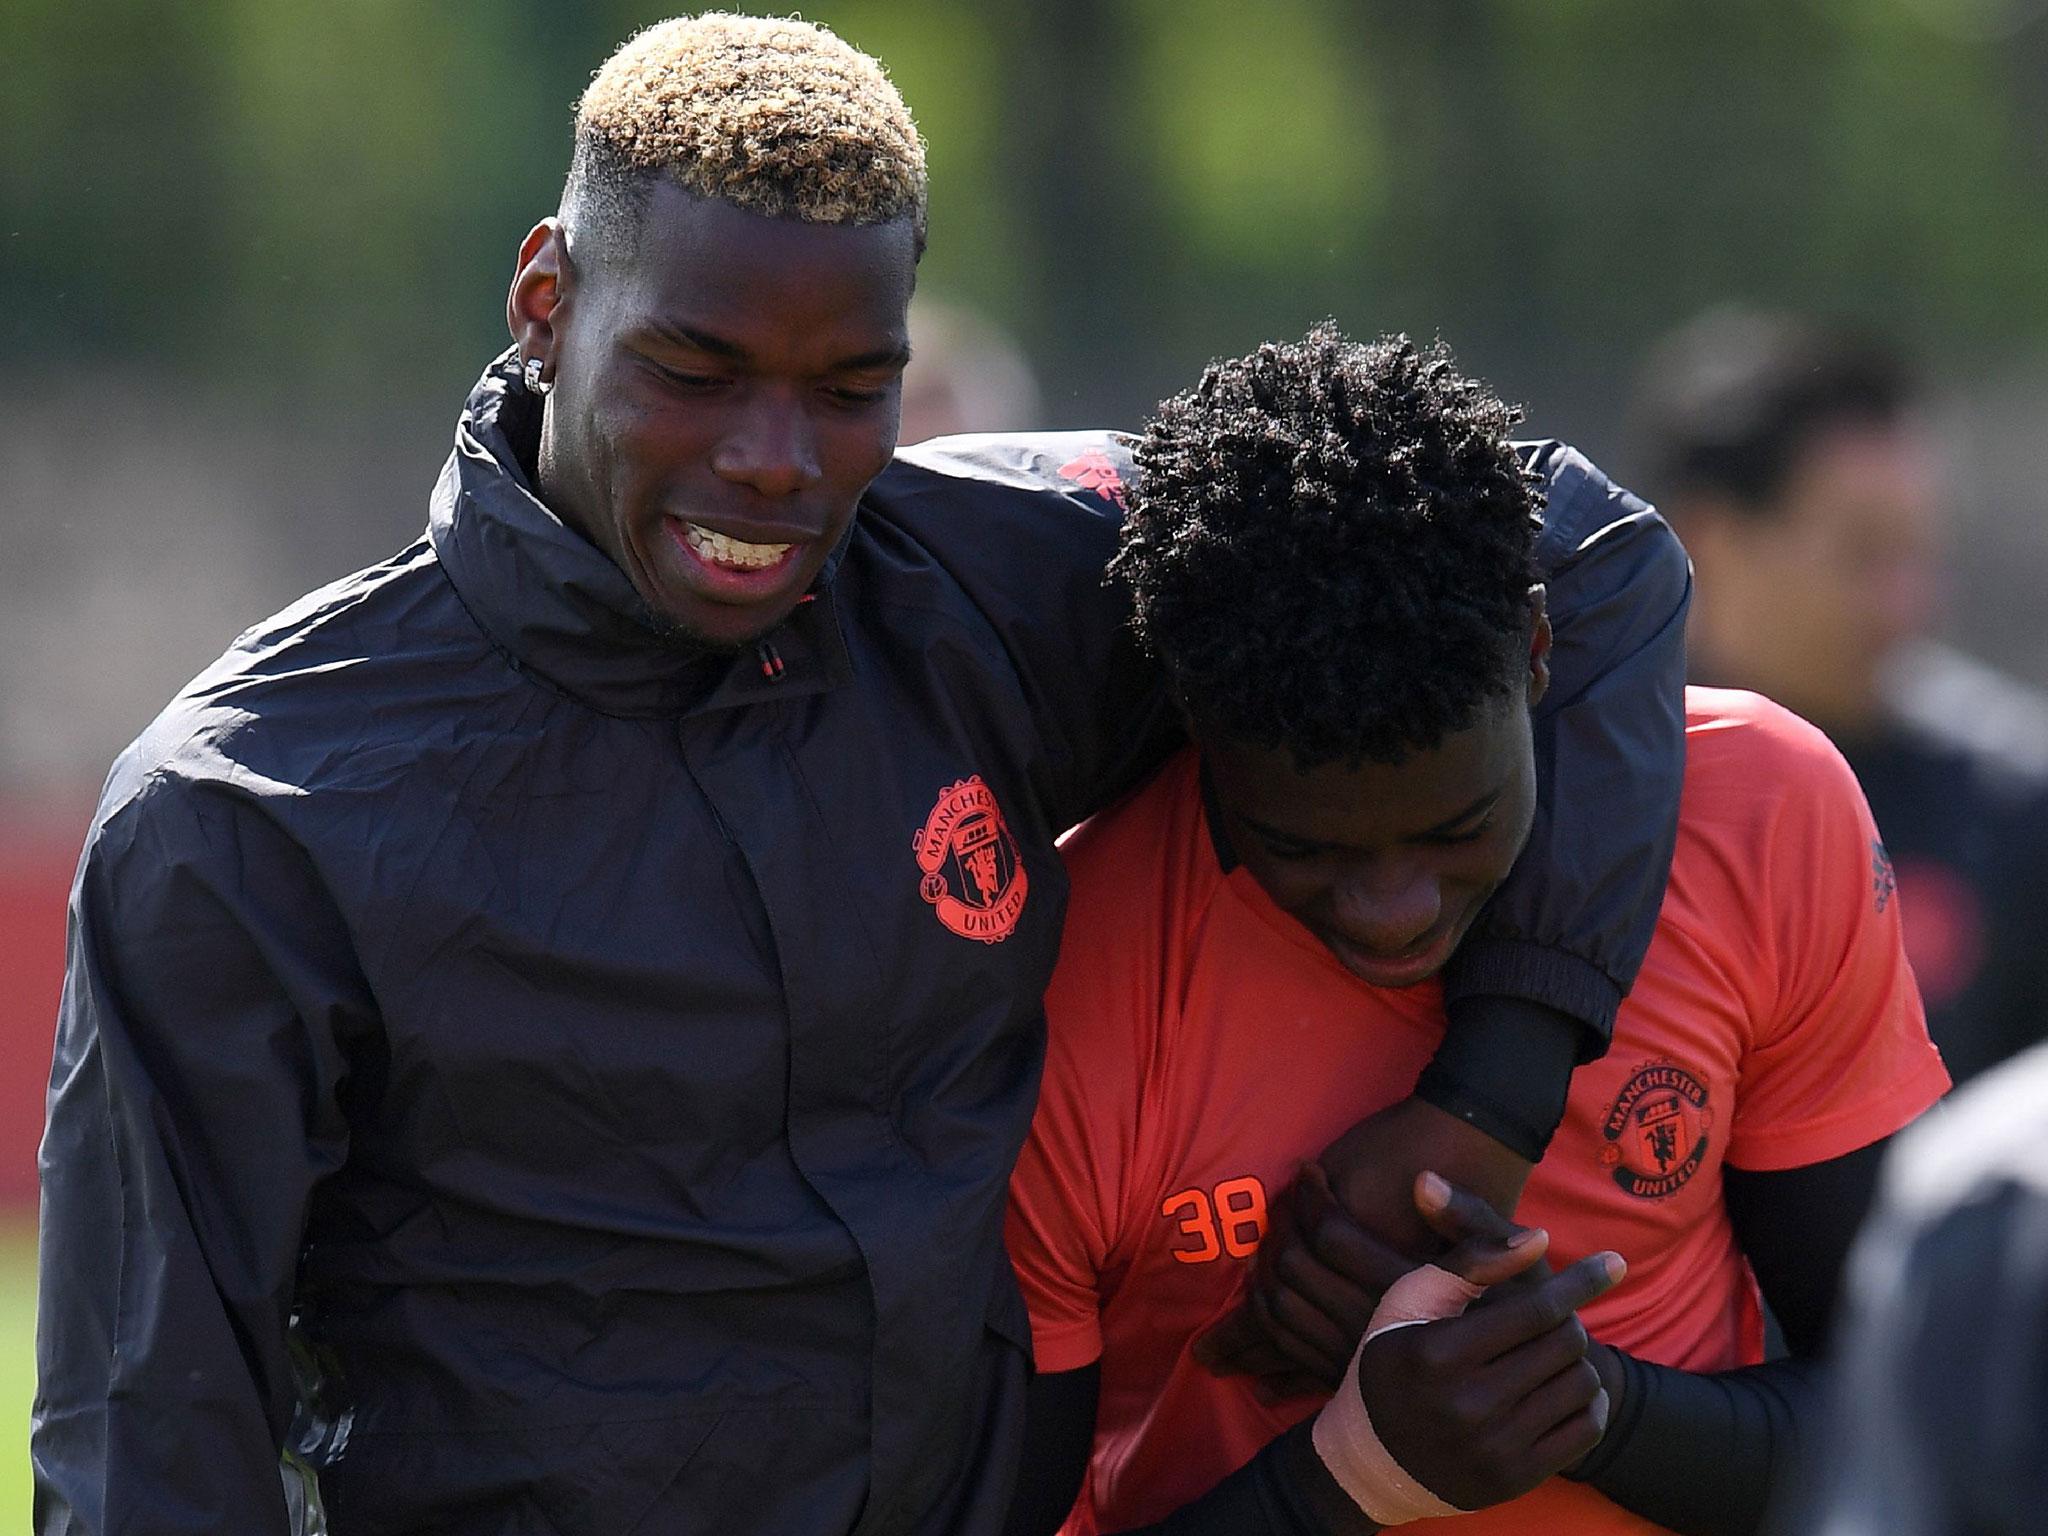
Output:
[1202, 603, 1549, 991]
[1683, 421, 1942, 736]
[507, 183, 919, 650]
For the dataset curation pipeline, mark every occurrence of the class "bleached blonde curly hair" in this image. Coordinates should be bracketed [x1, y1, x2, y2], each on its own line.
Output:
[565, 13, 927, 256]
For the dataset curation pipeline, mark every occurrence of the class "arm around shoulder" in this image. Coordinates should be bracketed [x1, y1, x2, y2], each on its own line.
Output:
[1429, 450, 1692, 1157]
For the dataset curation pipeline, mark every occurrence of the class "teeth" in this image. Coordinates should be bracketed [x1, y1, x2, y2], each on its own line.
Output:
[684, 522, 793, 571]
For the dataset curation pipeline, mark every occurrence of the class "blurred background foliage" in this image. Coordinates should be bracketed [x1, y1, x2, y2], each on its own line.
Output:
[7, 0, 2048, 788]
[10, 0, 2048, 425]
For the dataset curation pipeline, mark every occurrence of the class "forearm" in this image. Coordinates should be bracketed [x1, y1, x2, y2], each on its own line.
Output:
[1414, 996, 1580, 1162]
[1566, 1349, 1823, 1536]
[1113, 1424, 1380, 1536]
[1443, 446, 1691, 1084]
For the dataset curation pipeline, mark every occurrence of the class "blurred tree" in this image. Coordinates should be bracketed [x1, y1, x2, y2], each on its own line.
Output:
[9, 0, 2048, 429]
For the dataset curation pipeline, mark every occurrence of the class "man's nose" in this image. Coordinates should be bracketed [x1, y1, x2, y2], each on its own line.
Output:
[711, 387, 823, 498]
[1329, 864, 1442, 954]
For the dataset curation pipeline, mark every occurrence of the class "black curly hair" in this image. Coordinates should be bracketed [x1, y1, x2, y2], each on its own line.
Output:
[1113, 324, 1540, 770]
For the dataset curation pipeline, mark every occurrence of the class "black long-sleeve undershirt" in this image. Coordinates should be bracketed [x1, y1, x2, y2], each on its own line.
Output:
[1559, 1139, 1891, 1536]
[1010, 1138, 1892, 1536]
[1007, 1373, 1376, 1536]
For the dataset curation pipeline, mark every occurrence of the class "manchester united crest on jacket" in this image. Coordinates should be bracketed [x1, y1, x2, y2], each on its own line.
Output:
[915, 776, 1027, 943]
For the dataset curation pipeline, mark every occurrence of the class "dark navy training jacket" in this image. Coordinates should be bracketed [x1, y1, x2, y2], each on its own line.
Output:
[33, 354, 1689, 1535]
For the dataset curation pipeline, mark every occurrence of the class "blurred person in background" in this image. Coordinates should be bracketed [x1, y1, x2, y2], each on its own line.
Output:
[1631, 309, 2048, 1086]
[899, 296, 1046, 443]
[1798, 1039, 2048, 1536]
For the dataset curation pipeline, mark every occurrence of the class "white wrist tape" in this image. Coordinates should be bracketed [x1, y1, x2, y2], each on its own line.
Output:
[1310, 1263, 1483, 1525]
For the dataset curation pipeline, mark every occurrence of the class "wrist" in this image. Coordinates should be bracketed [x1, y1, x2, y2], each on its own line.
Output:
[1562, 1343, 1636, 1483]
[1275, 1421, 1388, 1535]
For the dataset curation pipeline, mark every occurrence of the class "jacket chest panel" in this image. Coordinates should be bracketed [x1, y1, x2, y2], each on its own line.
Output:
[360, 724, 798, 1204]
[675, 651, 1069, 1191]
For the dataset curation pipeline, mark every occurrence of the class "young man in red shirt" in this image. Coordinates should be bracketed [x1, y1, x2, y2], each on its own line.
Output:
[1005, 327, 1948, 1534]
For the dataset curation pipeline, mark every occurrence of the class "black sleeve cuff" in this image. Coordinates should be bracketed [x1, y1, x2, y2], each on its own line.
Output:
[1414, 995, 1582, 1162]
[1440, 938, 1622, 1056]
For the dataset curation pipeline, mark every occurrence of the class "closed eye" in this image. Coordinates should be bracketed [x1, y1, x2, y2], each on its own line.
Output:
[822, 383, 890, 408]
[643, 358, 731, 393]
[1257, 837, 1324, 862]
[1422, 814, 1496, 847]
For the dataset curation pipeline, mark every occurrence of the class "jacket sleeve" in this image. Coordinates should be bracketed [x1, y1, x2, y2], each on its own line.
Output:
[33, 771, 367, 1536]
[1439, 442, 1692, 1057]
[887, 432, 1186, 831]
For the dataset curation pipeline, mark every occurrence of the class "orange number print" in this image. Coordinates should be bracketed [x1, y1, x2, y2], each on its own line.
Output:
[1162, 1177, 1269, 1263]
[1161, 1188, 1222, 1264]
[1213, 1176, 1269, 1258]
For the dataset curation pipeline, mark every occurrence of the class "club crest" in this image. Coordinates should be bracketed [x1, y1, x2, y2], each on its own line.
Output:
[913, 776, 1028, 943]
[1057, 448, 1128, 510]
[1597, 1059, 1713, 1200]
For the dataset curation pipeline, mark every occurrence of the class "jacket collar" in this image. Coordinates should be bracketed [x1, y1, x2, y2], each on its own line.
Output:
[429, 351, 853, 719]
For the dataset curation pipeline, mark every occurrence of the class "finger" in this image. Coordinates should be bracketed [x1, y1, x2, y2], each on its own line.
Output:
[1502, 1357, 1606, 1442]
[1471, 1308, 1590, 1398]
[1290, 1169, 1414, 1295]
[1248, 1279, 1354, 1382]
[1413, 1170, 1525, 1247]
[1193, 1305, 1290, 1377]
[1250, 1272, 1358, 1379]
[1521, 1390, 1611, 1479]
[1267, 1228, 1382, 1340]
[1439, 1252, 1624, 1363]
[1433, 1224, 1551, 1290]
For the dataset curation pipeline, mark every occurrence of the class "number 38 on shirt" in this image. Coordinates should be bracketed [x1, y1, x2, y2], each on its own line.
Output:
[1161, 1176, 1270, 1264]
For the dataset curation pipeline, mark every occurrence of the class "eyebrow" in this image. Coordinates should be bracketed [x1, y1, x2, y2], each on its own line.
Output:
[1241, 782, 1507, 852]
[640, 318, 913, 373]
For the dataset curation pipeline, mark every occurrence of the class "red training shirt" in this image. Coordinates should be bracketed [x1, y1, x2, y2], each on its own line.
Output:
[1007, 689, 1949, 1535]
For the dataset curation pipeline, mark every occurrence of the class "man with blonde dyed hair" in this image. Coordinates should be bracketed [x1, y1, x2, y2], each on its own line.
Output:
[35, 15, 1688, 1536]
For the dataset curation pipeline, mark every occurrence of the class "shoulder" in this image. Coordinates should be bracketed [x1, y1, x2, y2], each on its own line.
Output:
[1670, 688, 1877, 955]
[860, 431, 1134, 576]
[1681, 685, 1862, 813]
[1058, 749, 1216, 940]
[95, 542, 495, 834]
[886, 430, 1135, 511]
[1516, 438, 1657, 540]
[1684, 684, 1845, 764]
[1046, 751, 1221, 1059]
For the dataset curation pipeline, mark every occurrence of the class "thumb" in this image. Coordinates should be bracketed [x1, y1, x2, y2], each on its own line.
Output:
[1434, 1223, 1552, 1289]
[1413, 1169, 1524, 1247]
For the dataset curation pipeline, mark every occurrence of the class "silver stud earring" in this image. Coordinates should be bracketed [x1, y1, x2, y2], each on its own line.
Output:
[522, 356, 552, 396]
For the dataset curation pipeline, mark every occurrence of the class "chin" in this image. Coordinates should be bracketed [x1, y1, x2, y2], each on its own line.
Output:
[650, 611, 777, 657]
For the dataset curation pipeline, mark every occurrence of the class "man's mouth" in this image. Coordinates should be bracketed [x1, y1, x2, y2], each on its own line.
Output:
[1324, 918, 1462, 989]
[681, 521, 795, 571]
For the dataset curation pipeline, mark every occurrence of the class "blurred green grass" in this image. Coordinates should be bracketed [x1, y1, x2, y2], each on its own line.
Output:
[2, 1220, 35, 1531]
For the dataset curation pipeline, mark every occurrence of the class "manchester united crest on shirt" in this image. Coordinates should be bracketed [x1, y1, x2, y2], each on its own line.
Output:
[914, 776, 1028, 943]
[1597, 1059, 1714, 1200]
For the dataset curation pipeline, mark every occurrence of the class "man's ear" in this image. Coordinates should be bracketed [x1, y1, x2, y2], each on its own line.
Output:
[1526, 585, 1552, 709]
[507, 218, 571, 382]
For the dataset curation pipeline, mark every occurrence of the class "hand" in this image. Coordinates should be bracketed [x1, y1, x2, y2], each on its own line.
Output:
[1194, 1096, 1535, 1386]
[1355, 1244, 1624, 1512]
[1323, 1095, 1535, 1258]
